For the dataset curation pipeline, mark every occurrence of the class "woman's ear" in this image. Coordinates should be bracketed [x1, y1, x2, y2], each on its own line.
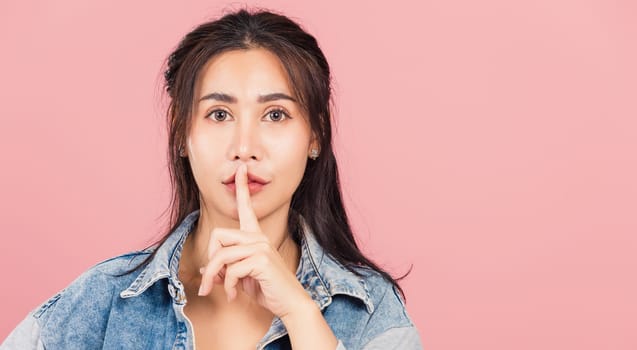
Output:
[308, 134, 320, 159]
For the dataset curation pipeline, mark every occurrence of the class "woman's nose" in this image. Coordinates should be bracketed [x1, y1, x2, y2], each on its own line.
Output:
[229, 118, 263, 161]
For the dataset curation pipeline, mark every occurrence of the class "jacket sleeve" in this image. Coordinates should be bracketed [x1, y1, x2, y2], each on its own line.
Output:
[334, 326, 422, 350]
[361, 326, 423, 349]
[356, 277, 424, 349]
[0, 311, 45, 350]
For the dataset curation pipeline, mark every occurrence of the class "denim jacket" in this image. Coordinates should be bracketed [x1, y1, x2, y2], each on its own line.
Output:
[2, 210, 423, 349]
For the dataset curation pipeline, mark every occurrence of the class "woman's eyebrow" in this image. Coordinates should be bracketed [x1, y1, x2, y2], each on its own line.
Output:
[198, 92, 297, 103]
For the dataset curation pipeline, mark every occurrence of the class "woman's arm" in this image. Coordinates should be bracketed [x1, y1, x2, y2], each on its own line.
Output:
[280, 297, 339, 350]
[0, 311, 45, 350]
[360, 326, 423, 349]
[281, 297, 423, 350]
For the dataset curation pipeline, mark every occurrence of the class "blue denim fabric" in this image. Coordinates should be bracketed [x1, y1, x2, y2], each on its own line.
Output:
[2, 210, 423, 349]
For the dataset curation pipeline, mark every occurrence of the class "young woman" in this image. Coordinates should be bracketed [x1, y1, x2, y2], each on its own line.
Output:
[2, 8, 422, 350]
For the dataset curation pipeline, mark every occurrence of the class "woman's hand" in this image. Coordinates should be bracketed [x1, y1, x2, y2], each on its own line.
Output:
[197, 163, 312, 319]
[198, 163, 340, 349]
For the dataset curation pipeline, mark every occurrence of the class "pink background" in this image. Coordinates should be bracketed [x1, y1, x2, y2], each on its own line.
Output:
[1, 0, 636, 348]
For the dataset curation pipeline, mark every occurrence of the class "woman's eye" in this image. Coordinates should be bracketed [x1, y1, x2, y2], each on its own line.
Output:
[207, 109, 231, 122]
[265, 108, 289, 122]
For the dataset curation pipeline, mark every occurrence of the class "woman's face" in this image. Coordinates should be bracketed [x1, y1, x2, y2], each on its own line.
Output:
[186, 48, 317, 223]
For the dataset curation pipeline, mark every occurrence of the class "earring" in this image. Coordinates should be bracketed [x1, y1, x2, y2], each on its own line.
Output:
[309, 148, 319, 160]
[179, 146, 186, 157]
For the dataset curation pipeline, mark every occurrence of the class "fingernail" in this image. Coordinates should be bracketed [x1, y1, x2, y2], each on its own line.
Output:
[199, 267, 205, 274]
[198, 284, 205, 296]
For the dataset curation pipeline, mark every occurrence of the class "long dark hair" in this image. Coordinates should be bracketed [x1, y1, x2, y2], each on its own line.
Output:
[116, 6, 411, 300]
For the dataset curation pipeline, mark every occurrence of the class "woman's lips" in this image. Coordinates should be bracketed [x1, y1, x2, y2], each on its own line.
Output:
[223, 169, 269, 195]
[223, 171, 269, 185]
[225, 181, 266, 195]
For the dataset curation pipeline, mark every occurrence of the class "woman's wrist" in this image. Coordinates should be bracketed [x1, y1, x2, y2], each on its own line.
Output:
[280, 295, 339, 350]
[279, 293, 317, 323]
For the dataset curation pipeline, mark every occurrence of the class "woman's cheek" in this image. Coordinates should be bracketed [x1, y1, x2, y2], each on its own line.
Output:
[187, 138, 225, 196]
[274, 137, 309, 185]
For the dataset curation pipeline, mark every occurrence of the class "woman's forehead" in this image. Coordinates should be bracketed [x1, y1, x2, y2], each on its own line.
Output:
[196, 48, 295, 101]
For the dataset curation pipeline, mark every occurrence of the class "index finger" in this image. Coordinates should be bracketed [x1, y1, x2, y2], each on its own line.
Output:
[235, 163, 261, 233]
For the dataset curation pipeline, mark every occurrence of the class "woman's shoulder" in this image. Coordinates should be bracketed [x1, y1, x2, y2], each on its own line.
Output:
[318, 253, 412, 320]
[32, 249, 152, 326]
[2, 249, 158, 349]
[347, 265, 411, 318]
[325, 264, 422, 348]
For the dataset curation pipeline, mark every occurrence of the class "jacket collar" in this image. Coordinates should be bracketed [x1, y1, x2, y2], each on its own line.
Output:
[119, 210, 199, 300]
[295, 214, 374, 313]
[119, 209, 374, 313]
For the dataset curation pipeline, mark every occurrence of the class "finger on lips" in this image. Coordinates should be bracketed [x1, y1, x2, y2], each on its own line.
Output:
[198, 163, 265, 297]
[235, 163, 261, 233]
